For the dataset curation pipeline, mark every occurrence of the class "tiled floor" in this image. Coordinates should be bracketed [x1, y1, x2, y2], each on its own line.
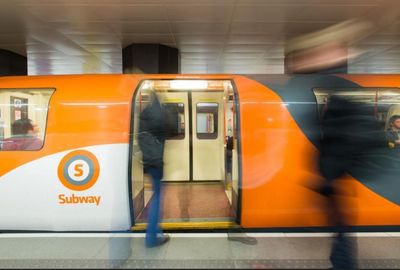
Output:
[0, 233, 399, 268]
[138, 182, 234, 222]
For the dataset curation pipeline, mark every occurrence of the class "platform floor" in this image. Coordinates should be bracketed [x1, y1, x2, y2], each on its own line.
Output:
[0, 232, 399, 268]
[138, 182, 234, 223]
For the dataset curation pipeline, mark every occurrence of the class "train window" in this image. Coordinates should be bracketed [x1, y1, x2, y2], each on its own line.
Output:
[314, 87, 400, 130]
[163, 103, 185, 140]
[196, 103, 218, 139]
[0, 88, 54, 151]
[376, 89, 400, 130]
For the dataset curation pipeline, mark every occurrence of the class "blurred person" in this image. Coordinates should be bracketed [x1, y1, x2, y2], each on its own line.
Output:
[138, 90, 170, 248]
[108, 236, 132, 268]
[2, 118, 42, 150]
[225, 128, 234, 181]
[227, 230, 257, 246]
[318, 95, 383, 269]
[285, 2, 400, 74]
[386, 115, 400, 149]
[285, 19, 373, 74]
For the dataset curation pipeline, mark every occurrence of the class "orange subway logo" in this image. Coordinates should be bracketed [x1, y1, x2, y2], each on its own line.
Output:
[57, 150, 100, 191]
[59, 194, 101, 206]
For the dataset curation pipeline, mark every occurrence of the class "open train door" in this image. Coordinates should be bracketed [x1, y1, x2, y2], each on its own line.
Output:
[130, 79, 241, 229]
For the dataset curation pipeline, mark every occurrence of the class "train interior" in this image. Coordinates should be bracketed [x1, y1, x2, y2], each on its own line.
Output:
[0, 89, 53, 150]
[130, 80, 240, 230]
[314, 87, 400, 128]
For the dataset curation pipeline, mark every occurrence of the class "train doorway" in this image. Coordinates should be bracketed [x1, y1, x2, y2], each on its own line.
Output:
[158, 91, 224, 182]
[129, 80, 241, 229]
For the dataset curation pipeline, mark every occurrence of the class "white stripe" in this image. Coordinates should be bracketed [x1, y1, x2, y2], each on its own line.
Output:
[0, 232, 398, 238]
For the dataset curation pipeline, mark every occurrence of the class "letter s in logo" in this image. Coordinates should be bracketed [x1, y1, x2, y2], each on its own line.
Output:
[58, 150, 100, 191]
[74, 164, 84, 177]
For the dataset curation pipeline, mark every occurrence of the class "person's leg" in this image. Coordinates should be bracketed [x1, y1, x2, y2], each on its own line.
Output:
[227, 151, 232, 175]
[145, 167, 162, 247]
[328, 187, 357, 269]
[227, 228, 258, 245]
[330, 232, 357, 269]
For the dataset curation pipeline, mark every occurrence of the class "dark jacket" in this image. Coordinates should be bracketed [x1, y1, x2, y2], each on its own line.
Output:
[138, 92, 166, 169]
[319, 96, 384, 182]
[386, 129, 400, 148]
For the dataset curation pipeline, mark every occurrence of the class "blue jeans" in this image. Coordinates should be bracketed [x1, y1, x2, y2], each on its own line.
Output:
[145, 167, 163, 247]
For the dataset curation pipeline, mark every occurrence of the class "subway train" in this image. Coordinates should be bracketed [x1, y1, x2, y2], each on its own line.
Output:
[0, 74, 399, 232]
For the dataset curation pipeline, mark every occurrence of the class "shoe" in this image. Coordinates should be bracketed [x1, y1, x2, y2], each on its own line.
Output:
[146, 235, 170, 248]
[228, 235, 258, 245]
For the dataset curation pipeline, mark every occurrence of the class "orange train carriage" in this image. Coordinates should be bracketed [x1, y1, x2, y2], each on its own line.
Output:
[0, 74, 399, 231]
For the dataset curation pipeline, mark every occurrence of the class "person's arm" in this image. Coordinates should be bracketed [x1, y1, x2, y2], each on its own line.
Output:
[386, 130, 398, 148]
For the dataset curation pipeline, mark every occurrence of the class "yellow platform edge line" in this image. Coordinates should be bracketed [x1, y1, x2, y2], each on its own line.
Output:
[132, 221, 238, 231]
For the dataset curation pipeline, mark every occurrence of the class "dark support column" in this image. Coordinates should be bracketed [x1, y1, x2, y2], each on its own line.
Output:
[0, 49, 27, 76]
[123, 44, 179, 74]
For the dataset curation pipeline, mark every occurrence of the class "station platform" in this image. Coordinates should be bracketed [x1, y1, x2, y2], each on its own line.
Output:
[0, 232, 399, 269]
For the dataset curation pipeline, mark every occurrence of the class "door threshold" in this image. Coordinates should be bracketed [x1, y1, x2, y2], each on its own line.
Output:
[132, 221, 238, 231]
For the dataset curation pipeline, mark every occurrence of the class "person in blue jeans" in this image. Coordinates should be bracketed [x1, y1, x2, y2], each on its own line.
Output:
[138, 90, 170, 248]
[145, 167, 169, 247]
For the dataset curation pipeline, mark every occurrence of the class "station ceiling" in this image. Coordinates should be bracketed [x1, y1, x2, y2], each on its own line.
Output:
[0, 0, 399, 75]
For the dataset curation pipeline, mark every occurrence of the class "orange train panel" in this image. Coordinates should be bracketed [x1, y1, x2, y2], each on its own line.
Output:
[234, 76, 327, 228]
[338, 74, 400, 88]
[0, 74, 233, 177]
[340, 175, 400, 226]
[0, 75, 139, 177]
[234, 75, 400, 228]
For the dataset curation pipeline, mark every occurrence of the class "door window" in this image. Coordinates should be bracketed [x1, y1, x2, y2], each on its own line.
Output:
[163, 103, 185, 140]
[196, 103, 218, 139]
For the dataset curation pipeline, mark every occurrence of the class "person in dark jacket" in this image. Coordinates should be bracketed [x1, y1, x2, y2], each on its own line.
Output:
[386, 115, 400, 149]
[318, 97, 353, 269]
[318, 96, 376, 269]
[138, 90, 169, 248]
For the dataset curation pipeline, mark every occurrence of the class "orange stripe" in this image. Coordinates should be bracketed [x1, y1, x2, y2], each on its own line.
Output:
[0, 75, 138, 176]
[0, 74, 234, 177]
[338, 74, 400, 87]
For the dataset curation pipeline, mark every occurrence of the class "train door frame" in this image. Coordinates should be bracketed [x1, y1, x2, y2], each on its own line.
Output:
[224, 80, 242, 224]
[128, 79, 243, 227]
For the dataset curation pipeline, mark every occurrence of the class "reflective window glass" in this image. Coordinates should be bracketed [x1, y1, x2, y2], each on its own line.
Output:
[0, 89, 54, 151]
[163, 103, 185, 140]
[196, 103, 218, 139]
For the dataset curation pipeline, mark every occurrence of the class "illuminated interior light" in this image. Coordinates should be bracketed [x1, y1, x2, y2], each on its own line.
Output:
[208, 81, 225, 90]
[154, 80, 170, 90]
[141, 80, 153, 90]
[170, 80, 208, 90]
